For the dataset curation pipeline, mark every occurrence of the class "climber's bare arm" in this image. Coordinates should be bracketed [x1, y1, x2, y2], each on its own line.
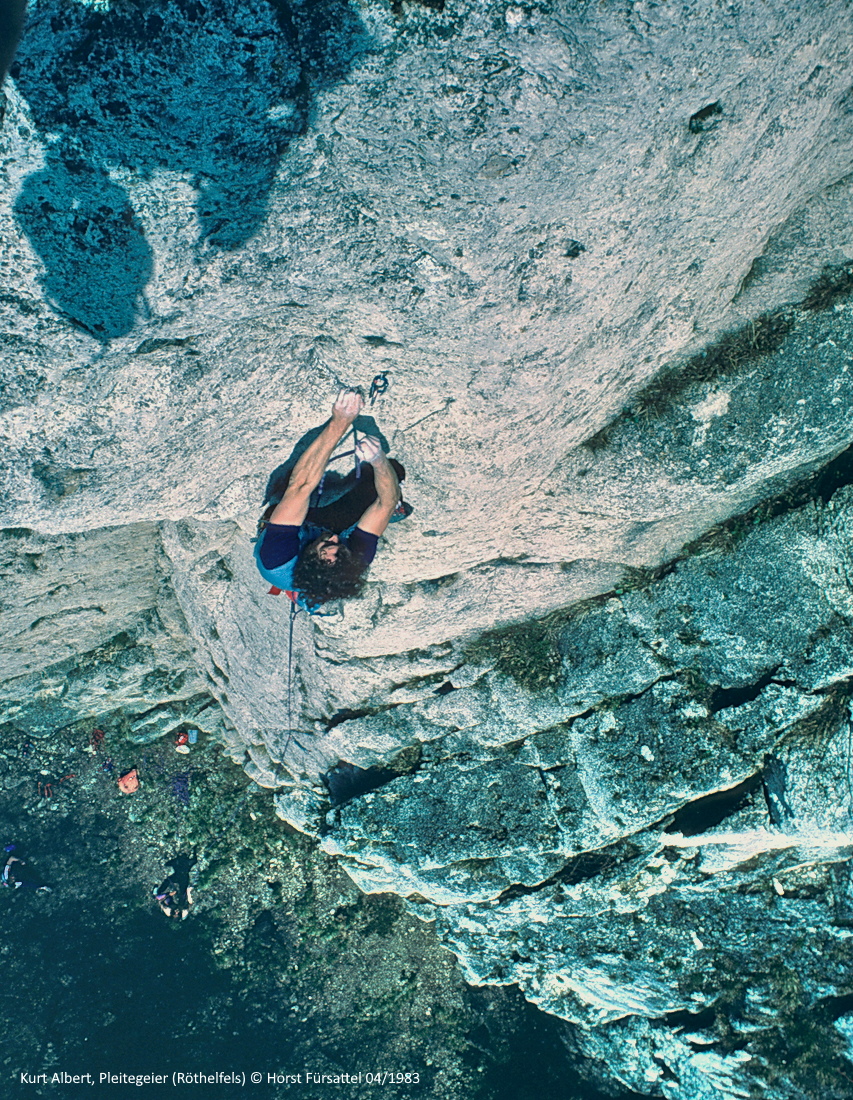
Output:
[355, 438, 401, 538]
[268, 390, 364, 526]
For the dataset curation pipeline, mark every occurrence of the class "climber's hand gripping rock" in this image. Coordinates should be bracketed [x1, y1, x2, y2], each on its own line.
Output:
[332, 388, 364, 425]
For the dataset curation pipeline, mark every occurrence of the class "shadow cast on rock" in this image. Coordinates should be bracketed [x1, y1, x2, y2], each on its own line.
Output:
[14, 153, 153, 340]
[11, 0, 372, 337]
[263, 416, 390, 508]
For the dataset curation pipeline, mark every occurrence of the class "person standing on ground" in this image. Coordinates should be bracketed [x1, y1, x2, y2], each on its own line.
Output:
[154, 854, 195, 920]
[1, 844, 50, 892]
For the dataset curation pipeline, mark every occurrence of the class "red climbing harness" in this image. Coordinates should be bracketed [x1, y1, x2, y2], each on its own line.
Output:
[266, 587, 300, 603]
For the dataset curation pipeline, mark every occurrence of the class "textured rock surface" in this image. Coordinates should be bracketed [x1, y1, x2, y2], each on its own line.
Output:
[0, 722, 594, 1100]
[322, 480, 853, 1097]
[3, 1, 853, 1096]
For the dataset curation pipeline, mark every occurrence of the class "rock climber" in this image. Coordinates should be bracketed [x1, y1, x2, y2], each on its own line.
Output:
[254, 389, 410, 610]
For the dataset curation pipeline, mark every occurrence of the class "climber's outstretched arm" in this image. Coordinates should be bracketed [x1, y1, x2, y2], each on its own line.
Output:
[268, 390, 364, 526]
[354, 437, 401, 538]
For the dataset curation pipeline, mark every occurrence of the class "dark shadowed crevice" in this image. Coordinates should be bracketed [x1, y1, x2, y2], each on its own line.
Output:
[820, 990, 853, 1021]
[323, 695, 429, 730]
[810, 440, 853, 503]
[708, 668, 781, 714]
[664, 773, 762, 836]
[325, 707, 375, 730]
[497, 839, 644, 903]
[762, 752, 795, 825]
[321, 742, 423, 807]
[662, 1004, 717, 1030]
[322, 760, 399, 806]
[688, 101, 723, 133]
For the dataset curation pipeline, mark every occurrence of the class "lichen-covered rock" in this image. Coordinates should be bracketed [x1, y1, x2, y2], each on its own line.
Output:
[319, 482, 853, 1098]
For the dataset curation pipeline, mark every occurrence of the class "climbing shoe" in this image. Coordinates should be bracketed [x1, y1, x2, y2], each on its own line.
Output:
[389, 500, 413, 522]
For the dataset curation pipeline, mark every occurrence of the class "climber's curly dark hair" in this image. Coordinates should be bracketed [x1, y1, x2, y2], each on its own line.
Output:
[292, 540, 370, 608]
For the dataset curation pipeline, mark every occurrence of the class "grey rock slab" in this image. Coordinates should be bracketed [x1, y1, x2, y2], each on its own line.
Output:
[0, 523, 170, 683]
[315, 474, 853, 1095]
[556, 596, 671, 709]
[323, 749, 571, 905]
[565, 679, 767, 828]
[3, 3, 853, 606]
[568, 1014, 758, 1100]
[321, 676, 772, 906]
[127, 694, 224, 746]
[773, 714, 853, 834]
[711, 681, 828, 773]
[431, 827, 853, 1095]
[618, 494, 853, 694]
[0, 523, 207, 733]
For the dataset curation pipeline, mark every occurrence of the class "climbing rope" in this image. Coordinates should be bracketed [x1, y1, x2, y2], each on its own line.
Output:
[283, 598, 300, 756]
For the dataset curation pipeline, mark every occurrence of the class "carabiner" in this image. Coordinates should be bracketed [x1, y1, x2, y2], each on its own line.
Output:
[369, 372, 390, 406]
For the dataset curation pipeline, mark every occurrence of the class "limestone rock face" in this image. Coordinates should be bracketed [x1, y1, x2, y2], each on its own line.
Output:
[322, 481, 853, 1096]
[0, 522, 220, 740]
[3, 1, 853, 1096]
